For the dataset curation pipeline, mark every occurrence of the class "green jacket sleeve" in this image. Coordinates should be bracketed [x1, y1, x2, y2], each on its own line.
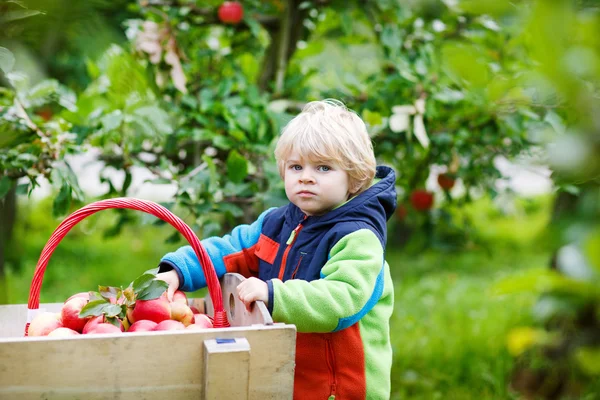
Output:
[270, 228, 385, 333]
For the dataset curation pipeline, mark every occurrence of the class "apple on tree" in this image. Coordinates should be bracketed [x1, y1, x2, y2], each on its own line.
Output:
[410, 189, 434, 211]
[437, 173, 456, 191]
[218, 1, 243, 25]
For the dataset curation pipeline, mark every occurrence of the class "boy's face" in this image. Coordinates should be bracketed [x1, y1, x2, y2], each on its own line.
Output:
[284, 152, 353, 216]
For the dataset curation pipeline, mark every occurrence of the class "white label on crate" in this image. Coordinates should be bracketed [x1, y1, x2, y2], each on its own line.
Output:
[26, 308, 47, 323]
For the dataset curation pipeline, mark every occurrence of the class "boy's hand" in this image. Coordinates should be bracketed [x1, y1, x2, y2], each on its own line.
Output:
[236, 277, 268, 311]
[155, 270, 180, 301]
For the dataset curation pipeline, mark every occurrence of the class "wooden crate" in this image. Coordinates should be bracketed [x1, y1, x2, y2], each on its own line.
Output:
[0, 273, 296, 400]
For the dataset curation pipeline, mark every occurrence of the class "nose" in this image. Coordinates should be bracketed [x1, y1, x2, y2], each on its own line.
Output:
[299, 169, 315, 184]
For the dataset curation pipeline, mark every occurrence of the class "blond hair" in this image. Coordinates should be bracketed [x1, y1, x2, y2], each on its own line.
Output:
[274, 99, 376, 195]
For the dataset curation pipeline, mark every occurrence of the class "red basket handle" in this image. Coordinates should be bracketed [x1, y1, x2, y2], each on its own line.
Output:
[25, 197, 229, 335]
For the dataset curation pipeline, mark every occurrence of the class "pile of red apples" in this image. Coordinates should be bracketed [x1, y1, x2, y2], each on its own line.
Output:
[28, 289, 213, 337]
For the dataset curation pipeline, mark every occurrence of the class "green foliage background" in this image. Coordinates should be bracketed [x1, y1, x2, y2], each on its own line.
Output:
[1, 0, 599, 398]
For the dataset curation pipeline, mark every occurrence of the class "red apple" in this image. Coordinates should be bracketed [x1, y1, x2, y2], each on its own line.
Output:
[127, 320, 158, 332]
[28, 312, 63, 336]
[190, 306, 202, 314]
[87, 323, 123, 334]
[218, 1, 243, 25]
[193, 314, 214, 329]
[410, 189, 434, 211]
[61, 297, 92, 333]
[83, 315, 124, 334]
[172, 290, 188, 304]
[153, 320, 186, 331]
[437, 173, 456, 191]
[130, 297, 171, 324]
[47, 327, 80, 337]
[170, 302, 194, 327]
[65, 292, 90, 303]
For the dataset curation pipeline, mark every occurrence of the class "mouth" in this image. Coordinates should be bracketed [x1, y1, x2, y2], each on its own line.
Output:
[297, 191, 316, 197]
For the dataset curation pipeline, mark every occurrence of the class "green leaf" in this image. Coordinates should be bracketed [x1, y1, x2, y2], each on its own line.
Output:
[100, 110, 123, 131]
[0, 176, 12, 199]
[104, 304, 124, 318]
[98, 286, 121, 302]
[218, 202, 244, 218]
[144, 267, 160, 275]
[136, 280, 168, 300]
[122, 171, 132, 194]
[106, 316, 123, 328]
[165, 230, 182, 244]
[131, 273, 156, 293]
[15, 183, 29, 195]
[133, 105, 173, 136]
[0, 9, 43, 24]
[0, 47, 15, 74]
[52, 183, 72, 217]
[122, 287, 136, 304]
[79, 299, 112, 318]
[226, 150, 248, 184]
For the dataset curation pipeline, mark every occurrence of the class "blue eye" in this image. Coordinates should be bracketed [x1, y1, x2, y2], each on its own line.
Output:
[290, 165, 302, 171]
[318, 165, 331, 172]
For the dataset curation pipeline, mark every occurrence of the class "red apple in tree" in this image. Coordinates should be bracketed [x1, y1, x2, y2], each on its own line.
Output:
[47, 327, 80, 337]
[193, 314, 214, 329]
[127, 320, 158, 332]
[218, 1, 243, 25]
[87, 323, 123, 334]
[437, 173, 456, 191]
[61, 297, 92, 333]
[154, 320, 186, 331]
[130, 297, 171, 324]
[170, 302, 194, 327]
[28, 312, 63, 336]
[410, 189, 434, 211]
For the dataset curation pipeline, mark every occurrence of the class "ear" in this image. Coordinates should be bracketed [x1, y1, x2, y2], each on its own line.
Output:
[349, 181, 362, 195]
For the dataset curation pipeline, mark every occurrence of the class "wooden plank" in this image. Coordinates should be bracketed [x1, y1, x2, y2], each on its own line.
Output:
[205, 273, 273, 326]
[0, 325, 296, 400]
[203, 338, 250, 400]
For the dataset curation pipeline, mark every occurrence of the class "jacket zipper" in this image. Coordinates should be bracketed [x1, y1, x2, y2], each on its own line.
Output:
[277, 220, 304, 280]
[291, 254, 304, 279]
[325, 337, 337, 398]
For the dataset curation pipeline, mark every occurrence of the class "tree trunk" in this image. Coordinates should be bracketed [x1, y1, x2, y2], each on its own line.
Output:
[258, 0, 308, 93]
[0, 184, 17, 304]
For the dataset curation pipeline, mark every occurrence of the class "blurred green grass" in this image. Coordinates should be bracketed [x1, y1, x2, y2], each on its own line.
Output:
[4, 194, 554, 398]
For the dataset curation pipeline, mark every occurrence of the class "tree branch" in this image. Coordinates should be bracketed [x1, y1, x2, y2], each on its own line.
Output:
[274, 0, 294, 96]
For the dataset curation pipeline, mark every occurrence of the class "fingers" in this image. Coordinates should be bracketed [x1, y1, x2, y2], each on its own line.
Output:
[167, 285, 175, 302]
[156, 270, 179, 302]
[236, 281, 257, 311]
